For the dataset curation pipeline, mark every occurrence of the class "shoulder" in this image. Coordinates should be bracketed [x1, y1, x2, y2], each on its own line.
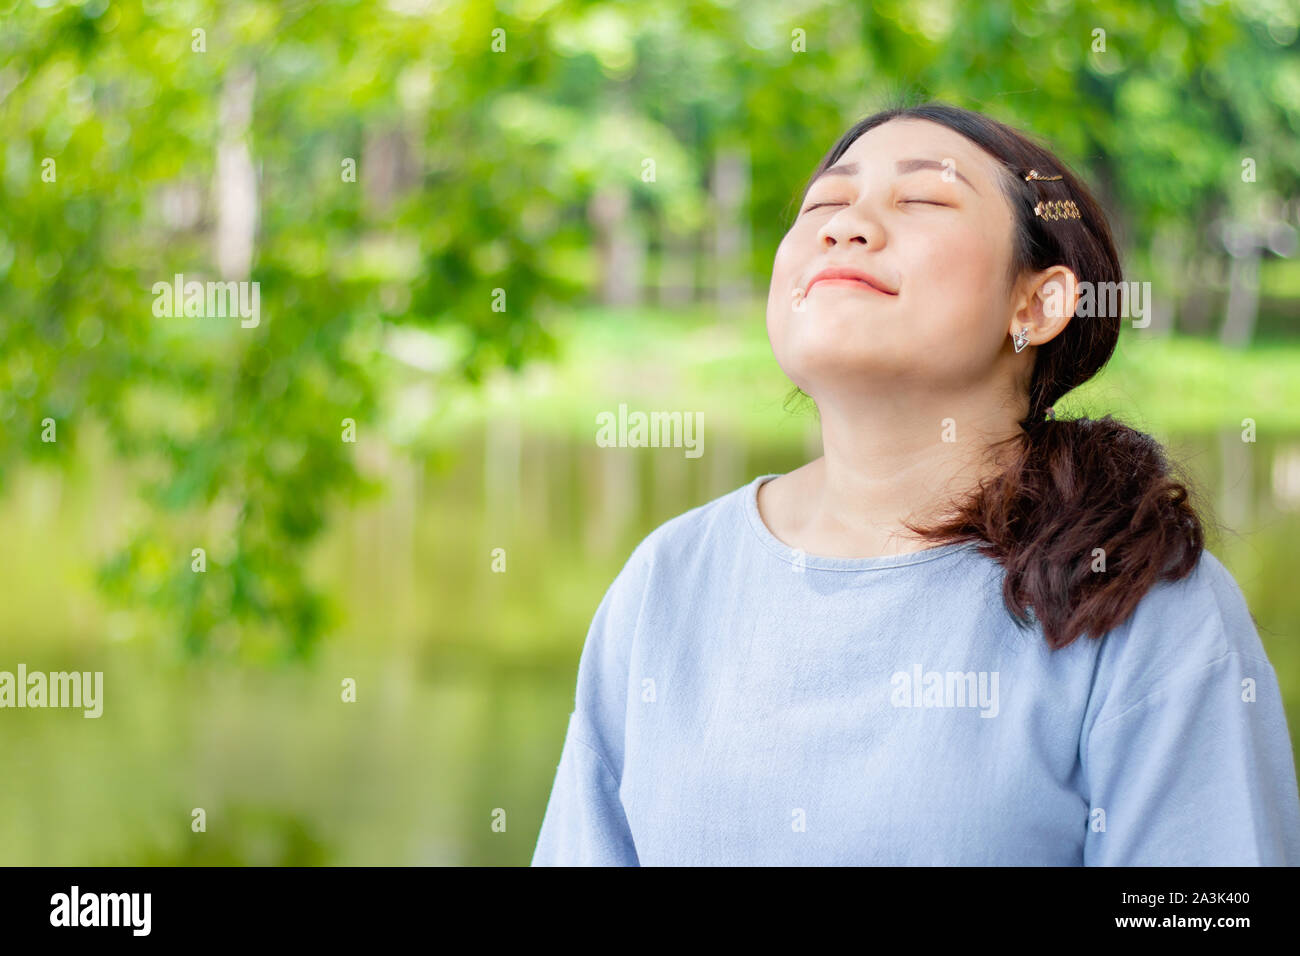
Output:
[570, 476, 761, 741]
[585, 475, 761, 629]
[1087, 547, 1272, 722]
[615, 475, 761, 582]
[1118, 548, 1266, 663]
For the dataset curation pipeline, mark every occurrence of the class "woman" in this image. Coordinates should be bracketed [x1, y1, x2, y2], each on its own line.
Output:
[531, 103, 1300, 865]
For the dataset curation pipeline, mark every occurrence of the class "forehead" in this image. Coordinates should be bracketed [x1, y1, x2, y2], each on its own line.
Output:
[822, 118, 1005, 192]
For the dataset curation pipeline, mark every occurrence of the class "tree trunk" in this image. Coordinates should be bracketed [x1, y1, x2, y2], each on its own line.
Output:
[711, 145, 751, 317]
[214, 65, 258, 280]
[588, 182, 644, 307]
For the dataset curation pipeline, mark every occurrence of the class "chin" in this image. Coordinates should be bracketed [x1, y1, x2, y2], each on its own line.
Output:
[774, 311, 901, 366]
[772, 340, 903, 391]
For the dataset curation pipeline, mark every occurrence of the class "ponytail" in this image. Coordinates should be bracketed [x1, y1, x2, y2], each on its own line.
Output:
[909, 415, 1205, 650]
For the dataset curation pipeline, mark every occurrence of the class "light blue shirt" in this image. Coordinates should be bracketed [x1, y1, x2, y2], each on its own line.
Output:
[531, 473, 1300, 865]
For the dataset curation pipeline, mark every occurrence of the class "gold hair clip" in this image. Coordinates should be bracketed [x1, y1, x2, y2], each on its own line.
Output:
[1024, 169, 1063, 182]
[1034, 199, 1080, 221]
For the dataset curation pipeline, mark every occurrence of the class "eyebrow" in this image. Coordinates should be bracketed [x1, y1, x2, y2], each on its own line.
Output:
[812, 159, 979, 193]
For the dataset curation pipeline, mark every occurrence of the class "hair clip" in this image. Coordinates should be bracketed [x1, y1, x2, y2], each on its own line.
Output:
[1024, 169, 1063, 182]
[1034, 199, 1080, 221]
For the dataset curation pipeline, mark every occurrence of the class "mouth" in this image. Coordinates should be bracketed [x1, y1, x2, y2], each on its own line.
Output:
[803, 268, 898, 298]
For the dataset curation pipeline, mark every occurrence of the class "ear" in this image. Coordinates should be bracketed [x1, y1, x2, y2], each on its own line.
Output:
[1008, 265, 1078, 350]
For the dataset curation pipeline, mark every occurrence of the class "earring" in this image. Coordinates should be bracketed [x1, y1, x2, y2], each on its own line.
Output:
[1012, 327, 1031, 353]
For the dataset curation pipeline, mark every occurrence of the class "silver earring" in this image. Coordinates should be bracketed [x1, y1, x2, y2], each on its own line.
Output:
[1012, 327, 1031, 353]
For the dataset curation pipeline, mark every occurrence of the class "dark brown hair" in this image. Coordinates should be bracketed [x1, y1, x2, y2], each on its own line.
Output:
[791, 102, 1206, 650]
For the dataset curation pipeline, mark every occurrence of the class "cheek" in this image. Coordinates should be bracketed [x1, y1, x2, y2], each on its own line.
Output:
[908, 225, 1007, 331]
[768, 233, 802, 290]
[765, 233, 803, 322]
[917, 223, 994, 279]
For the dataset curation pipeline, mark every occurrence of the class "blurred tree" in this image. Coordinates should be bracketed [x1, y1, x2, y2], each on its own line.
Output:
[1, 0, 1296, 659]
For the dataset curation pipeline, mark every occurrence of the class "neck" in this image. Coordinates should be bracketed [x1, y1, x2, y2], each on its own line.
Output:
[799, 382, 1023, 556]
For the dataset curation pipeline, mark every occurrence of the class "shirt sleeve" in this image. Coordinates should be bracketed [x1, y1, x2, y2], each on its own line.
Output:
[1082, 648, 1300, 865]
[531, 542, 652, 866]
[530, 712, 640, 866]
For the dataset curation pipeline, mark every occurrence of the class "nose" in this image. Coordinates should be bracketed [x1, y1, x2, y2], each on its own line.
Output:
[817, 203, 883, 250]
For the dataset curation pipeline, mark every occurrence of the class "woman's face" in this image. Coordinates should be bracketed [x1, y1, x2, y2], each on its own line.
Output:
[766, 118, 1020, 401]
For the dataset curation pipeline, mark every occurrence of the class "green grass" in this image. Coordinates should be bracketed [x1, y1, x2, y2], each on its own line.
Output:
[415, 301, 1300, 444]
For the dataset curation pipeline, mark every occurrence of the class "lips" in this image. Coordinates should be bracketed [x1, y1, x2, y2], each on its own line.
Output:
[804, 266, 898, 297]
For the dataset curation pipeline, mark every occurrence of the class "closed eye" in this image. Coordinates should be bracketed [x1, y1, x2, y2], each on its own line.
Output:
[802, 199, 951, 214]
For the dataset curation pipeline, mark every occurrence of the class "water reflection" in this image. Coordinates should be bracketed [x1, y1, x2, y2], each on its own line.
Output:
[0, 425, 1296, 864]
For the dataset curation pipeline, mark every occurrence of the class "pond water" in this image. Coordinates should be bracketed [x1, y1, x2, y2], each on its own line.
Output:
[1, 424, 1297, 864]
